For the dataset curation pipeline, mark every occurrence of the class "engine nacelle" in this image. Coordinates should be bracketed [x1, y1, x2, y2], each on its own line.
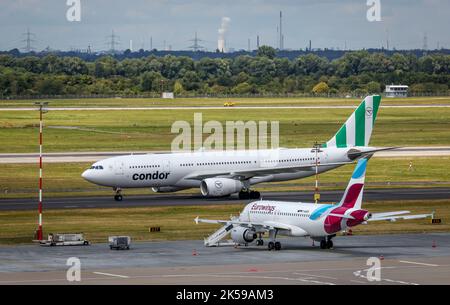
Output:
[231, 227, 257, 244]
[152, 186, 187, 193]
[200, 178, 244, 197]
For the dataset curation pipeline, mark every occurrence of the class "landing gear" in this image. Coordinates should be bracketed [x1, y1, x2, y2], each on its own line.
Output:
[319, 237, 334, 249]
[326, 239, 333, 249]
[256, 239, 264, 246]
[267, 229, 281, 251]
[238, 190, 260, 200]
[113, 188, 123, 201]
[274, 241, 281, 251]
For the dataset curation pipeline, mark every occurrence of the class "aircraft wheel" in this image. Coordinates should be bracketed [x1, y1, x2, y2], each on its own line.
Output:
[114, 194, 123, 201]
[268, 241, 275, 251]
[274, 242, 281, 251]
[238, 191, 250, 200]
[320, 240, 327, 249]
[326, 240, 333, 249]
[250, 191, 260, 199]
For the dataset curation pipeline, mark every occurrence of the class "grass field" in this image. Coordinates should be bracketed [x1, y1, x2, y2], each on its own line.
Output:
[0, 199, 447, 245]
[1, 157, 449, 199]
[1, 96, 450, 108]
[1, 106, 450, 153]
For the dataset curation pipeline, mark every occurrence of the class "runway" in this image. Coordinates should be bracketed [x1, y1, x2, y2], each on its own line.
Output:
[1, 187, 449, 211]
[2, 104, 450, 111]
[1, 147, 450, 163]
[0, 233, 449, 284]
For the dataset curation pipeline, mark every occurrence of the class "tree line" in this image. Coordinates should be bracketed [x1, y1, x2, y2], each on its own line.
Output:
[0, 46, 449, 98]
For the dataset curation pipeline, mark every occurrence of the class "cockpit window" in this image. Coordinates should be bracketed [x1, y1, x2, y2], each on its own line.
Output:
[90, 165, 104, 170]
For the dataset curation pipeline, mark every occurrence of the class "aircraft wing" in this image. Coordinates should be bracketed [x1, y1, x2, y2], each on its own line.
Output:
[369, 211, 434, 222]
[185, 161, 354, 181]
[195, 217, 308, 236]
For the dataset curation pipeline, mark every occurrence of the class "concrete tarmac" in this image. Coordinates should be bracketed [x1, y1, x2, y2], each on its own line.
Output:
[0, 233, 449, 285]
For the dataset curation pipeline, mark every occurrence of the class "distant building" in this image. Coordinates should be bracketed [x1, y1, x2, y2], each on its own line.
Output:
[385, 85, 409, 98]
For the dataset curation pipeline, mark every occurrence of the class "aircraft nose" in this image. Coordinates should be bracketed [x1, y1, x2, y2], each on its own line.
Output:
[82, 169, 91, 181]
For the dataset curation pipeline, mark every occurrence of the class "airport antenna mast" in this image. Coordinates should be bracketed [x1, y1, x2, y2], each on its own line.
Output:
[22, 27, 36, 52]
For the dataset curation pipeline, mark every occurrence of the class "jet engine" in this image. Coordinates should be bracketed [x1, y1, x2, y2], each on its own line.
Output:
[231, 227, 257, 244]
[200, 178, 244, 197]
[152, 186, 187, 193]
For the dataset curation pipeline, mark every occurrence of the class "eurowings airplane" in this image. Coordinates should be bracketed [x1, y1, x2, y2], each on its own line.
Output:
[82, 95, 390, 201]
[195, 158, 433, 250]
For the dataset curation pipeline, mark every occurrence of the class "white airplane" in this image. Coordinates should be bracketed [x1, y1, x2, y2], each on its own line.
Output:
[195, 158, 433, 250]
[82, 95, 390, 201]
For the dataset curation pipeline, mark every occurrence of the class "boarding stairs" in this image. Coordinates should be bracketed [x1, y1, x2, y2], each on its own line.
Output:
[204, 223, 235, 247]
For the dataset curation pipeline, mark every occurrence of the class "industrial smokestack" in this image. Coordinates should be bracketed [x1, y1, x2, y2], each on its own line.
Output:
[218, 17, 231, 52]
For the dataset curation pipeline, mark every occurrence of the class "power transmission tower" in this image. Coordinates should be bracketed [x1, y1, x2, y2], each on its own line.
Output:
[22, 27, 37, 52]
[188, 31, 205, 51]
[106, 30, 120, 53]
[423, 32, 428, 50]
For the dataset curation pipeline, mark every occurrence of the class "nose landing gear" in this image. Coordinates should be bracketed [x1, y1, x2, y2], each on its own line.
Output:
[113, 188, 123, 201]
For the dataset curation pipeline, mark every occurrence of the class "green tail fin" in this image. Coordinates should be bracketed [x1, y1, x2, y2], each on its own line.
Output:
[323, 95, 381, 148]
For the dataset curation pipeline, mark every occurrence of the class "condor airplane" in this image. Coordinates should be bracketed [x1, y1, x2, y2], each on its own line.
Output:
[82, 95, 389, 201]
[195, 158, 433, 250]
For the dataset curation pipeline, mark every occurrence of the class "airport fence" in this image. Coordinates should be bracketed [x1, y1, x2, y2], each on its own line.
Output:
[0, 92, 449, 101]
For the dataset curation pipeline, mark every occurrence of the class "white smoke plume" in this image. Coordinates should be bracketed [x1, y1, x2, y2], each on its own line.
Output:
[218, 17, 231, 52]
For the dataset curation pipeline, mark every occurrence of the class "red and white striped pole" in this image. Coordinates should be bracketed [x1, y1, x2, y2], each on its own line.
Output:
[313, 142, 321, 204]
[36, 102, 48, 241]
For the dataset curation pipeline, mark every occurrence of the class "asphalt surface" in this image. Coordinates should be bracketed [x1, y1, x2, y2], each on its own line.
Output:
[0, 233, 449, 284]
[1, 187, 449, 211]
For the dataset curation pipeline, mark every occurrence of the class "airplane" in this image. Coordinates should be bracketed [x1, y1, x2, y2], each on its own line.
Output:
[82, 95, 390, 201]
[195, 157, 434, 250]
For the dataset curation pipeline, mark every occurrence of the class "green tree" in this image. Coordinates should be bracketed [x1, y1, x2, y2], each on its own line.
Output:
[256, 46, 276, 59]
[231, 82, 252, 94]
[312, 81, 329, 94]
[173, 80, 184, 95]
[366, 81, 381, 94]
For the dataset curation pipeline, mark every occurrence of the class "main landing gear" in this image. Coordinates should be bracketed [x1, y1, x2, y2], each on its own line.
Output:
[238, 190, 261, 200]
[319, 237, 334, 249]
[113, 187, 123, 201]
[267, 229, 281, 251]
[256, 233, 264, 246]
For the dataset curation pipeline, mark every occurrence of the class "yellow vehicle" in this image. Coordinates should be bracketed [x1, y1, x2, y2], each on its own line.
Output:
[223, 102, 236, 107]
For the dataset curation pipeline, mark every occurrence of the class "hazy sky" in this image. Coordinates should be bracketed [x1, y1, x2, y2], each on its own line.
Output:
[0, 0, 448, 52]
